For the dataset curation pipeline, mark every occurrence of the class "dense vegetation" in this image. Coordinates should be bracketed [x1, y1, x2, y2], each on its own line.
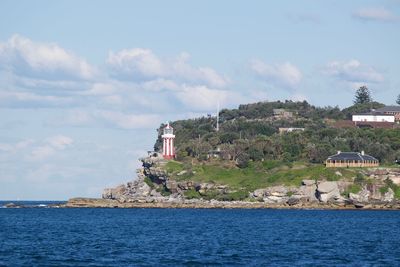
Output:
[154, 100, 400, 166]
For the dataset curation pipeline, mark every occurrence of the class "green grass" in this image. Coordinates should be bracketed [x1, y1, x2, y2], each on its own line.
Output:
[380, 186, 389, 194]
[380, 185, 400, 199]
[156, 185, 171, 196]
[342, 184, 362, 197]
[184, 189, 200, 199]
[144, 176, 155, 189]
[166, 160, 184, 174]
[162, 159, 400, 200]
[167, 160, 359, 192]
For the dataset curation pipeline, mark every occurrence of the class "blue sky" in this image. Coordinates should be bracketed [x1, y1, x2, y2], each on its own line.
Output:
[0, 0, 399, 200]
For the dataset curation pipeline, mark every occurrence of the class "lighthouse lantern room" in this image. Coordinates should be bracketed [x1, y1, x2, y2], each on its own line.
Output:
[162, 122, 175, 159]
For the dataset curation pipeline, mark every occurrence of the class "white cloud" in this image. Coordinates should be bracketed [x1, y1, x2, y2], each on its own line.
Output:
[0, 143, 13, 152]
[250, 60, 302, 89]
[66, 110, 93, 125]
[97, 110, 160, 129]
[101, 95, 123, 105]
[83, 82, 118, 95]
[107, 48, 165, 79]
[353, 7, 398, 22]
[27, 135, 73, 161]
[0, 91, 75, 108]
[175, 85, 230, 111]
[0, 139, 34, 154]
[47, 135, 74, 150]
[30, 145, 55, 161]
[322, 59, 384, 85]
[0, 34, 97, 80]
[142, 79, 180, 92]
[107, 49, 228, 88]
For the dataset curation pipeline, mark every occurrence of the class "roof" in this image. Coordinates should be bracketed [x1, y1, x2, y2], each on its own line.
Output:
[353, 113, 394, 116]
[327, 152, 378, 162]
[375, 106, 400, 113]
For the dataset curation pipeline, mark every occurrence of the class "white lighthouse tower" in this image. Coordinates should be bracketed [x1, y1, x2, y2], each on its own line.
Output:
[162, 122, 175, 159]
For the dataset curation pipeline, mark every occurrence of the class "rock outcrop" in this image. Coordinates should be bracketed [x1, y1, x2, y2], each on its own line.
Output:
[383, 188, 394, 202]
[101, 154, 399, 209]
[316, 181, 341, 202]
[349, 188, 370, 203]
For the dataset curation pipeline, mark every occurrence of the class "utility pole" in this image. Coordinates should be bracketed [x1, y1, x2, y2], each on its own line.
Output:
[216, 101, 220, 132]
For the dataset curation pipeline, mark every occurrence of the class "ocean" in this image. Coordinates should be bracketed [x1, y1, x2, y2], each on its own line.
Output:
[1, 202, 399, 266]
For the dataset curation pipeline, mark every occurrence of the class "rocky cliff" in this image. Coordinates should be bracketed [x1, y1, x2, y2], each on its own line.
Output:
[98, 154, 400, 209]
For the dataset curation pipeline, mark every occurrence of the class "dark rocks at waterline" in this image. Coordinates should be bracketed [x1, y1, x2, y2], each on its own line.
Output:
[287, 197, 300, 206]
[1, 202, 63, 208]
[4, 203, 22, 208]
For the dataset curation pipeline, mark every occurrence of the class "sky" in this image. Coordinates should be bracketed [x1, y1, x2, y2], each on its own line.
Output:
[0, 0, 399, 200]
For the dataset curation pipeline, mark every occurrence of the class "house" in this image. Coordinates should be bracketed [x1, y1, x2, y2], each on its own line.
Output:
[325, 151, 379, 168]
[352, 113, 395, 123]
[279, 127, 305, 134]
[374, 106, 400, 122]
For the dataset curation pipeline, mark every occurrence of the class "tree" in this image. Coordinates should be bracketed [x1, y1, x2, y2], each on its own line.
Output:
[354, 86, 372, 104]
[396, 94, 400, 105]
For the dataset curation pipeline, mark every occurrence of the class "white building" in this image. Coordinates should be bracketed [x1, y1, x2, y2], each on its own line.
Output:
[279, 127, 305, 134]
[352, 114, 395, 123]
[162, 122, 175, 159]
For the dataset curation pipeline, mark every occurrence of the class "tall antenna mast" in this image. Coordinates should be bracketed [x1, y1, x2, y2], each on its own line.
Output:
[216, 101, 220, 132]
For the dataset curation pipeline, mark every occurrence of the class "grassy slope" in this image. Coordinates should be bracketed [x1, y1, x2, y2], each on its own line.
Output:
[165, 159, 360, 192]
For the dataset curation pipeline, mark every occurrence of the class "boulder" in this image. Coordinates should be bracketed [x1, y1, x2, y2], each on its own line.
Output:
[102, 184, 126, 199]
[287, 197, 300, 206]
[150, 189, 161, 197]
[252, 188, 266, 198]
[135, 180, 151, 196]
[316, 181, 340, 202]
[4, 202, 20, 208]
[296, 185, 318, 202]
[263, 196, 288, 204]
[390, 176, 400, 185]
[265, 186, 288, 197]
[349, 188, 370, 202]
[383, 188, 394, 202]
[196, 183, 215, 195]
[165, 180, 178, 194]
[178, 181, 194, 190]
[302, 180, 315, 186]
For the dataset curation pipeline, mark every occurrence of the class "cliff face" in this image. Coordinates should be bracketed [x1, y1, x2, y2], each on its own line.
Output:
[101, 154, 400, 209]
[102, 153, 184, 203]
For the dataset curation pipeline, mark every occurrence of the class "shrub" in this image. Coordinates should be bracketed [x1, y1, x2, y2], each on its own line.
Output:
[354, 173, 365, 185]
[156, 186, 171, 196]
[342, 184, 362, 197]
[236, 153, 250, 168]
[184, 189, 200, 199]
[144, 176, 155, 189]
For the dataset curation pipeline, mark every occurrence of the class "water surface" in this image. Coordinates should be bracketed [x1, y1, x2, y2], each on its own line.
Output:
[0, 205, 399, 266]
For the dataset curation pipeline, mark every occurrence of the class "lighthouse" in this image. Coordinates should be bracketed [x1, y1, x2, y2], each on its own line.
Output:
[162, 122, 175, 159]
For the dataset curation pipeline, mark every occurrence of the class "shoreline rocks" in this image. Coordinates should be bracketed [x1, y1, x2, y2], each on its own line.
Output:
[95, 155, 400, 210]
[63, 197, 400, 210]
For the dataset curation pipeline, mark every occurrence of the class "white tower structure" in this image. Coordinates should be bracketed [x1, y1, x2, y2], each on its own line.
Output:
[162, 122, 175, 159]
[216, 101, 220, 132]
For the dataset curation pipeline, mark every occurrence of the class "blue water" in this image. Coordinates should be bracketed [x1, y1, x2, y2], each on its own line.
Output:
[0, 201, 65, 208]
[1, 205, 400, 266]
